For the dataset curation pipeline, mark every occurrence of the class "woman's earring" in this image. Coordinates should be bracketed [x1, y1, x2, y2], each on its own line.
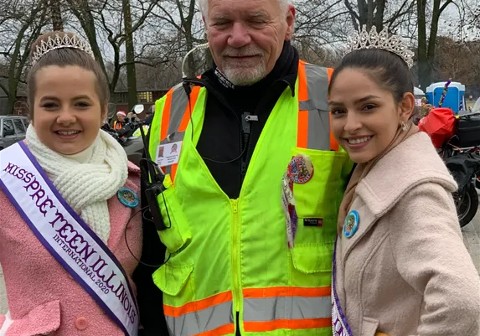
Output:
[400, 121, 407, 131]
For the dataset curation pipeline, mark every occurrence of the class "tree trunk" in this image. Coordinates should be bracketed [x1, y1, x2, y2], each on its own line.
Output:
[417, 0, 429, 90]
[6, 3, 48, 114]
[416, 0, 454, 90]
[49, 0, 63, 31]
[66, 0, 109, 92]
[349, 0, 388, 31]
[123, 0, 137, 110]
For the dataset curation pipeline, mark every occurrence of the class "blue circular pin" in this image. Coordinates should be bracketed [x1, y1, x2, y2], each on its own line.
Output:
[343, 210, 360, 238]
[117, 187, 139, 208]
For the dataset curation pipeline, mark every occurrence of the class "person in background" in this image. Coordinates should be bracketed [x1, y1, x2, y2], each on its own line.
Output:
[127, 111, 140, 124]
[328, 26, 480, 336]
[143, 107, 154, 126]
[134, 0, 353, 335]
[0, 31, 142, 335]
[113, 110, 127, 130]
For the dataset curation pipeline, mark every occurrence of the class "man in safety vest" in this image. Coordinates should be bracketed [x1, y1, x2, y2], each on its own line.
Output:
[113, 110, 126, 130]
[134, 0, 353, 335]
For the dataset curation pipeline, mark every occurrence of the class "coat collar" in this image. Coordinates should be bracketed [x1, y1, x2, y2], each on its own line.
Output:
[340, 132, 457, 258]
[356, 132, 456, 217]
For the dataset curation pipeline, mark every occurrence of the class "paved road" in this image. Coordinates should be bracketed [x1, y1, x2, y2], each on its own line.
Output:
[462, 209, 480, 274]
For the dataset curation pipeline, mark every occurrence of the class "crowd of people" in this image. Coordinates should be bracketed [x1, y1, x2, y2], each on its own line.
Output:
[0, 0, 479, 335]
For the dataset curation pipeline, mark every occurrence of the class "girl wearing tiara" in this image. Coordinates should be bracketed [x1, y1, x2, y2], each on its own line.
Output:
[328, 27, 480, 336]
[0, 31, 141, 335]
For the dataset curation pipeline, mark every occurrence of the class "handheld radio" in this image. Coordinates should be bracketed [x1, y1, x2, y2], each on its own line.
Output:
[139, 124, 168, 231]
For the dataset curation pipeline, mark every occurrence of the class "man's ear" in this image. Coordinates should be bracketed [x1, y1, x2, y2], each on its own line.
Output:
[399, 92, 415, 122]
[285, 5, 296, 41]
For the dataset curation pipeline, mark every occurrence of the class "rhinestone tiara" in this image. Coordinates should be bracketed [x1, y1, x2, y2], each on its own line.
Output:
[31, 33, 95, 65]
[346, 25, 414, 68]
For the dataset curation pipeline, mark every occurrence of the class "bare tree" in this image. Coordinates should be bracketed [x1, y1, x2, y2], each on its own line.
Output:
[0, 0, 50, 114]
[149, 0, 205, 78]
[343, 0, 414, 32]
[294, 0, 350, 62]
[434, 36, 474, 81]
[123, 0, 137, 109]
[49, 0, 64, 31]
[417, 0, 455, 90]
[64, 0, 159, 95]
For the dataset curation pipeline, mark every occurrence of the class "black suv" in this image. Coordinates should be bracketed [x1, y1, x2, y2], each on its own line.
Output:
[0, 116, 29, 150]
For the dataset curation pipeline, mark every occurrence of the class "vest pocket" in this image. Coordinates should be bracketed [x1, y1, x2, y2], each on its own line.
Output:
[291, 242, 333, 273]
[156, 178, 192, 253]
[291, 148, 351, 220]
[153, 262, 194, 297]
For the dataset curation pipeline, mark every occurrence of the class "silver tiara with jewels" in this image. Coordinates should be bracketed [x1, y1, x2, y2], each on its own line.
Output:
[31, 33, 95, 65]
[346, 25, 414, 68]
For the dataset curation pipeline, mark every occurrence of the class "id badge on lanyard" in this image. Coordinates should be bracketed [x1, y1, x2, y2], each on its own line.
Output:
[156, 141, 182, 168]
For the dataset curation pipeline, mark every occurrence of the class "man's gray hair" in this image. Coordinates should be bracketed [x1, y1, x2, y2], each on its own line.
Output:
[198, 0, 292, 17]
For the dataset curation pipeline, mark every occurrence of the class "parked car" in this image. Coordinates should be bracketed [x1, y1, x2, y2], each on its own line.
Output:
[0, 116, 29, 150]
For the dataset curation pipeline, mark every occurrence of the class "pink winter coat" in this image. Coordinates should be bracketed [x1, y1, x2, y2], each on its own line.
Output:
[334, 132, 480, 335]
[0, 162, 142, 335]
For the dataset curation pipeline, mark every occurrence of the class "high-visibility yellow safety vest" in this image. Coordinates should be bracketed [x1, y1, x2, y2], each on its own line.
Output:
[148, 60, 353, 336]
[113, 120, 123, 130]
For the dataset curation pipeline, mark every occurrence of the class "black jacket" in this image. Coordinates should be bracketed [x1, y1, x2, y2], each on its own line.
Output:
[197, 42, 298, 198]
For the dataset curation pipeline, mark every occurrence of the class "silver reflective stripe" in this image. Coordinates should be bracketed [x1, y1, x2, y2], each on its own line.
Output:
[304, 63, 329, 111]
[243, 296, 331, 322]
[306, 105, 331, 150]
[299, 64, 332, 150]
[160, 84, 190, 176]
[167, 84, 190, 137]
[165, 301, 233, 336]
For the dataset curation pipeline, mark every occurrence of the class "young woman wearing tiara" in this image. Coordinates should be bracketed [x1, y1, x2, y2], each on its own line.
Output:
[328, 27, 480, 336]
[0, 31, 141, 335]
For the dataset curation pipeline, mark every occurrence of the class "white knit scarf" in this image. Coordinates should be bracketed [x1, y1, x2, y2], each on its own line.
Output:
[25, 125, 128, 242]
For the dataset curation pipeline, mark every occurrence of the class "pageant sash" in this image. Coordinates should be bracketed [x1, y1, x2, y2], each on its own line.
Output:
[0, 142, 138, 336]
[332, 239, 353, 336]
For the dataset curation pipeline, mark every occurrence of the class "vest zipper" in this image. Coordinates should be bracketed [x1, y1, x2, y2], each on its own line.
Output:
[230, 199, 242, 321]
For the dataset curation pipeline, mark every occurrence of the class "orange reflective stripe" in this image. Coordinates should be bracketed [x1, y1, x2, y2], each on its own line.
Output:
[163, 291, 232, 317]
[161, 90, 173, 140]
[297, 61, 308, 148]
[243, 286, 330, 298]
[297, 110, 309, 148]
[170, 164, 178, 182]
[326, 67, 339, 150]
[329, 115, 339, 151]
[326, 67, 334, 83]
[179, 86, 201, 132]
[298, 61, 308, 101]
[244, 318, 331, 332]
[195, 323, 235, 336]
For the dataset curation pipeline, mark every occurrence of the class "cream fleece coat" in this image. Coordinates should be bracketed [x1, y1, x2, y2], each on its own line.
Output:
[0, 162, 142, 335]
[334, 132, 480, 335]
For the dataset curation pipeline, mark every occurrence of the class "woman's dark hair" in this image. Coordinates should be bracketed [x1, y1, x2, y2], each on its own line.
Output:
[27, 31, 110, 118]
[328, 48, 414, 103]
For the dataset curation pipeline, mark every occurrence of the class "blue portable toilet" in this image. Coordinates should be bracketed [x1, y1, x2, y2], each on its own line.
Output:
[425, 81, 466, 114]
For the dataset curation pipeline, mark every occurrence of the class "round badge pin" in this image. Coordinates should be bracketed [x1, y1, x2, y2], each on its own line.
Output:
[287, 154, 314, 184]
[343, 210, 360, 239]
[117, 187, 139, 208]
